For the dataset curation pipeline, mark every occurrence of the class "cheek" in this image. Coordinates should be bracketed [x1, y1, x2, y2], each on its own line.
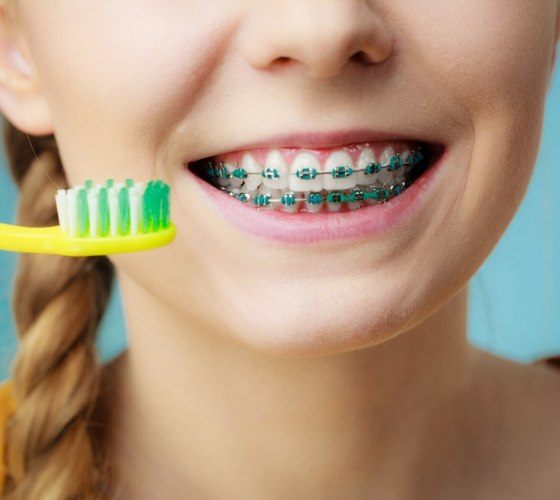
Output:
[403, 0, 554, 253]
[405, 1, 556, 109]
[17, 1, 240, 185]
[402, 0, 555, 153]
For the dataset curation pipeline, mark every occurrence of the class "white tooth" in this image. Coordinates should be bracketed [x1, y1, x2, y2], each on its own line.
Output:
[377, 146, 395, 185]
[326, 197, 342, 211]
[327, 202, 342, 212]
[257, 184, 280, 195]
[231, 188, 247, 205]
[323, 151, 356, 190]
[289, 152, 323, 192]
[347, 189, 366, 211]
[401, 149, 412, 176]
[305, 191, 324, 213]
[279, 191, 300, 213]
[240, 153, 263, 192]
[257, 184, 281, 210]
[394, 150, 408, 183]
[364, 188, 378, 206]
[217, 162, 231, 187]
[263, 150, 289, 189]
[355, 147, 377, 186]
[281, 203, 298, 213]
[227, 161, 244, 188]
[324, 191, 344, 212]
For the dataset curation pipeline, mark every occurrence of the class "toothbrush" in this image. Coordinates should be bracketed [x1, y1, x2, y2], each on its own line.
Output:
[0, 178, 176, 256]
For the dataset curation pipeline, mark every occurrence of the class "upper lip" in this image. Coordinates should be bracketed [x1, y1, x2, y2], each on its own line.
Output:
[187, 128, 435, 164]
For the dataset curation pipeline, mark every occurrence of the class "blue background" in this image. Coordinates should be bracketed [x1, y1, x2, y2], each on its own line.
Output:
[0, 67, 559, 380]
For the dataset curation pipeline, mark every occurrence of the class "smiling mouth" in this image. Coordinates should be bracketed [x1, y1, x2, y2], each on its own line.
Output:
[187, 140, 443, 213]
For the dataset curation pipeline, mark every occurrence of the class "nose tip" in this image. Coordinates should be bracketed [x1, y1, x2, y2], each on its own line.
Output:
[302, 23, 393, 79]
[243, 1, 393, 80]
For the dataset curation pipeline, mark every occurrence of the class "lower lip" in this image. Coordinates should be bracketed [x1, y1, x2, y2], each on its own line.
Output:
[184, 153, 446, 244]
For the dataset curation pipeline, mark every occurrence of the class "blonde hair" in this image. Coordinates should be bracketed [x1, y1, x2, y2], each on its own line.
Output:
[1, 119, 114, 498]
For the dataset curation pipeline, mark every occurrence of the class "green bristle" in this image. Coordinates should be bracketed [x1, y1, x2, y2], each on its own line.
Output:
[118, 187, 131, 235]
[161, 183, 170, 228]
[151, 181, 162, 231]
[64, 179, 171, 240]
[76, 188, 89, 238]
[142, 181, 154, 233]
[150, 181, 158, 231]
[98, 187, 110, 237]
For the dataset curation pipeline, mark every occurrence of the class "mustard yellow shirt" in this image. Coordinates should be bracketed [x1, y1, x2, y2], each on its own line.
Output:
[0, 379, 15, 495]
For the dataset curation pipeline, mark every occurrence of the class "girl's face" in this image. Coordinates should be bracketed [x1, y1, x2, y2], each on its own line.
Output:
[4, 1, 558, 354]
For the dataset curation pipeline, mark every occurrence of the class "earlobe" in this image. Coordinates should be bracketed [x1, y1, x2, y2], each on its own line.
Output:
[0, 5, 53, 136]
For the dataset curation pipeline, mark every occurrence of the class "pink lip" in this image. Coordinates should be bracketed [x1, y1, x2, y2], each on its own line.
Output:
[225, 129, 418, 150]
[187, 128, 436, 162]
[184, 145, 447, 244]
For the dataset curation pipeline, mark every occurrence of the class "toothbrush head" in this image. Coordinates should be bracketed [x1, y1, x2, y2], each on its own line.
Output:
[52, 178, 176, 256]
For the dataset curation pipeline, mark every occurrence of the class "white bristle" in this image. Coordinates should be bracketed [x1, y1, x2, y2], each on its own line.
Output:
[135, 182, 145, 232]
[129, 186, 139, 235]
[87, 189, 98, 238]
[56, 179, 164, 240]
[55, 190, 68, 234]
[67, 188, 78, 238]
[108, 186, 118, 237]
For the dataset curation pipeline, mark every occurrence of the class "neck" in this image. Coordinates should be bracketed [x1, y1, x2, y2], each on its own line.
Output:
[105, 277, 481, 499]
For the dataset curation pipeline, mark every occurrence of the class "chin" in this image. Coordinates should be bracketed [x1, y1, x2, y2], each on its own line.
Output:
[220, 280, 419, 358]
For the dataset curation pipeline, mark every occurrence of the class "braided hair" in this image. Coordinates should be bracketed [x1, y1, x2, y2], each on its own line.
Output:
[2, 120, 114, 499]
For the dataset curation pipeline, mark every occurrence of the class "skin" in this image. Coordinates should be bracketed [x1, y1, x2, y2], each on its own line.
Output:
[0, 1, 560, 498]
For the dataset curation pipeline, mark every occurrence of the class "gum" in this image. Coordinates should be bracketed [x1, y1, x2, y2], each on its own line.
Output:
[212, 141, 423, 167]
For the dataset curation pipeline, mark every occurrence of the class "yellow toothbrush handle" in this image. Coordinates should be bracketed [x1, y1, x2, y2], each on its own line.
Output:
[0, 223, 176, 256]
[0, 223, 62, 254]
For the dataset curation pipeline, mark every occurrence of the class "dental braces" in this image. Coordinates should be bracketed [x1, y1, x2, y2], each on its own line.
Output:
[205, 149, 424, 181]
[221, 179, 410, 208]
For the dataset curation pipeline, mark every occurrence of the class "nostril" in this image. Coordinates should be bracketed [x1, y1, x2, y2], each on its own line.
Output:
[350, 50, 373, 64]
[350, 51, 361, 61]
[271, 56, 294, 69]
